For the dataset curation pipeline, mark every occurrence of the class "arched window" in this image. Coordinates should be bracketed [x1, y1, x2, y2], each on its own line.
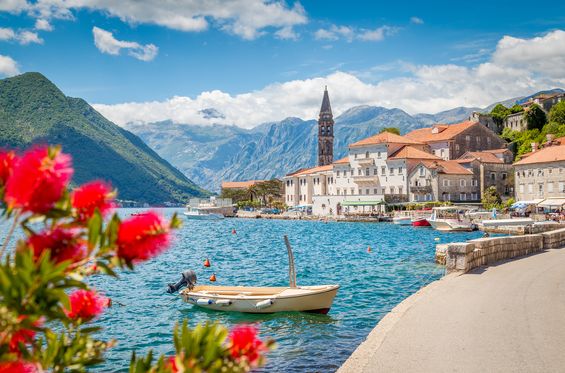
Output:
[365, 151, 369, 158]
[321, 126, 326, 136]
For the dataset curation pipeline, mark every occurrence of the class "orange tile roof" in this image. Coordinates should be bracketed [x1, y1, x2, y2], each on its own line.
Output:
[483, 148, 511, 154]
[333, 156, 349, 164]
[419, 160, 473, 175]
[389, 146, 441, 160]
[404, 121, 477, 143]
[221, 180, 266, 189]
[514, 145, 565, 165]
[349, 131, 423, 148]
[458, 151, 503, 164]
[287, 164, 333, 177]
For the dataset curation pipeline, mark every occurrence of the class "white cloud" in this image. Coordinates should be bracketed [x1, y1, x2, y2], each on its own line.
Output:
[0, 54, 20, 76]
[0, 27, 43, 44]
[275, 26, 299, 40]
[4, 0, 307, 40]
[92, 26, 158, 61]
[93, 30, 565, 129]
[315, 24, 395, 42]
[34, 18, 53, 31]
[410, 17, 424, 25]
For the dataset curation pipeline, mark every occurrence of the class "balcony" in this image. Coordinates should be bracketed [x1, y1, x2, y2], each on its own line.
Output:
[410, 185, 432, 193]
[353, 175, 379, 184]
[356, 157, 374, 166]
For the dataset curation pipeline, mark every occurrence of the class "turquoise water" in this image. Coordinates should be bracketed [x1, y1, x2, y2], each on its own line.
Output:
[1, 208, 487, 372]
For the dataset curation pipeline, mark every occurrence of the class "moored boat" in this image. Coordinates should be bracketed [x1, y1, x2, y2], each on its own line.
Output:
[183, 207, 224, 220]
[428, 206, 475, 232]
[411, 217, 431, 227]
[392, 211, 412, 225]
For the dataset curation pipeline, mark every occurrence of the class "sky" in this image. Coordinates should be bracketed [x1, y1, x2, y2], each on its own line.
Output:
[1, 0, 565, 128]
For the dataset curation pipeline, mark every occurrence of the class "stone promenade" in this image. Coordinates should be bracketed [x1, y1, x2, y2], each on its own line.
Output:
[338, 248, 565, 373]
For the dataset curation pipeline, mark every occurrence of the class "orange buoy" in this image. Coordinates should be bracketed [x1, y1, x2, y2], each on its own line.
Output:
[209, 273, 216, 282]
[204, 258, 211, 267]
[367, 246, 372, 253]
[232, 228, 236, 234]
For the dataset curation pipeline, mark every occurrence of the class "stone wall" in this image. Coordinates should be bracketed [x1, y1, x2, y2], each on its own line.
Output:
[446, 227, 565, 273]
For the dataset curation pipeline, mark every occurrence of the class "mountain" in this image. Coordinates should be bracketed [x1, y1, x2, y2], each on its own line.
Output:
[125, 88, 564, 192]
[0, 72, 208, 204]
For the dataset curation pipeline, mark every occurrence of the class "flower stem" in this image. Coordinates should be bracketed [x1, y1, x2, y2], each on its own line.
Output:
[0, 211, 21, 258]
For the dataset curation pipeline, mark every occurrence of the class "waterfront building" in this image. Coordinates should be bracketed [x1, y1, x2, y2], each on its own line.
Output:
[318, 86, 334, 166]
[221, 180, 267, 191]
[404, 120, 506, 160]
[456, 149, 514, 200]
[513, 143, 565, 201]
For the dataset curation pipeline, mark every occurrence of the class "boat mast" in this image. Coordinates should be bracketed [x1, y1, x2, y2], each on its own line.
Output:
[284, 235, 297, 288]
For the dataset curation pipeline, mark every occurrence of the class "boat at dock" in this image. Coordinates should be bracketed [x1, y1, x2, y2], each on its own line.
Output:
[428, 206, 476, 232]
[183, 207, 224, 220]
[392, 211, 412, 225]
[183, 197, 233, 220]
[411, 217, 431, 227]
[176, 236, 339, 314]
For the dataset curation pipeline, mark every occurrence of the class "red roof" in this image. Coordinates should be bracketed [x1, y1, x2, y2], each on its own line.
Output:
[221, 180, 267, 189]
[349, 132, 423, 148]
[287, 164, 333, 177]
[458, 151, 503, 164]
[418, 160, 474, 175]
[333, 156, 349, 164]
[389, 146, 441, 160]
[405, 121, 477, 143]
[514, 145, 565, 165]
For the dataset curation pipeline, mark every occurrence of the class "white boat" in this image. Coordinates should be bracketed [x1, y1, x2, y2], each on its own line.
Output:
[392, 211, 412, 225]
[428, 206, 476, 232]
[179, 236, 339, 314]
[183, 207, 224, 220]
[180, 284, 339, 314]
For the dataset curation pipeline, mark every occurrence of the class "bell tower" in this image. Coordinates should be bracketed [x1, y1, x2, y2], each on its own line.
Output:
[318, 86, 334, 166]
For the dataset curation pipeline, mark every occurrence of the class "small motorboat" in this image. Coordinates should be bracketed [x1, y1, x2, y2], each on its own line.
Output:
[392, 211, 412, 225]
[428, 206, 475, 232]
[183, 206, 224, 220]
[172, 236, 339, 314]
[411, 217, 431, 227]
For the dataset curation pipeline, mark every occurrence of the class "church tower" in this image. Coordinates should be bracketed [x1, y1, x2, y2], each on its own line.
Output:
[318, 86, 334, 166]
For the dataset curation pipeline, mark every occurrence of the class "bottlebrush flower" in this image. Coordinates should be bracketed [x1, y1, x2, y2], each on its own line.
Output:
[71, 181, 114, 221]
[65, 289, 108, 321]
[116, 211, 171, 263]
[5, 146, 73, 214]
[0, 150, 16, 186]
[228, 325, 266, 365]
[27, 228, 86, 264]
[0, 361, 39, 373]
[166, 356, 180, 373]
[6, 317, 42, 353]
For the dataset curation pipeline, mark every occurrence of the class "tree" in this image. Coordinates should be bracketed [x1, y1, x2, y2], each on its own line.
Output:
[490, 104, 510, 128]
[509, 104, 523, 114]
[525, 104, 547, 130]
[482, 186, 502, 210]
[249, 179, 283, 206]
[379, 127, 400, 135]
[549, 100, 565, 125]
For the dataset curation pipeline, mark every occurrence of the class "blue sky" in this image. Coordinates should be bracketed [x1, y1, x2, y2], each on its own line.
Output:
[1, 1, 564, 127]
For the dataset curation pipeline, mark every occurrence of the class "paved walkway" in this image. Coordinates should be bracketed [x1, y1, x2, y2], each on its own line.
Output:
[338, 248, 565, 373]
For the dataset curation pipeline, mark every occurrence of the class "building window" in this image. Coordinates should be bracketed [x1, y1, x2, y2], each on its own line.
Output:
[471, 193, 478, 200]
[460, 179, 466, 187]
[465, 135, 470, 142]
[559, 182, 565, 192]
[358, 169, 362, 176]
[476, 136, 480, 144]
[519, 184, 524, 193]
[460, 193, 466, 201]
[455, 144, 460, 152]
[373, 168, 378, 175]
[399, 187, 403, 194]
[381, 166, 386, 175]
[501, 173, 507, 180]
[419, 167, 425, 176]
[374, 188, 378, 194]
[398, 167, 403, 174]
[377, 152, 381, 159]
[354, 153, 358, 159]
[365, 189, 369, 195]
[336, 170, 340, 177]
[539, 183, 544, 197]
[490, 172, 496, 181]
[365, 168, 369, 176]
[351, 188, 355, 195]
[365, 151, 369, 158]
[443, 179, 449, 187]
[548, 182, 554, 193]
[389, 168, 394, 175]
[440, 149, 445, 158]
[528, 184, 533, 193]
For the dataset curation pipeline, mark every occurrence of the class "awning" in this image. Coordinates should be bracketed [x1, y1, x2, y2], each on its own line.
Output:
[538, 198, 565, 208]
[341, 200, 385, 206]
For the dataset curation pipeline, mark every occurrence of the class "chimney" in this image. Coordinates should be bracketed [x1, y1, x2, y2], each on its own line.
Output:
[531, 142, 539, 152]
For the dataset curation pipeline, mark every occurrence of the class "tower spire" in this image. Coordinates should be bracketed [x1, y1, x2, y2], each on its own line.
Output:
[318, 87, 334, 166]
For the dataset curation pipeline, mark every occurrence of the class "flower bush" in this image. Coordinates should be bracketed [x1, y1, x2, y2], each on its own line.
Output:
[0, 145, 272, 372]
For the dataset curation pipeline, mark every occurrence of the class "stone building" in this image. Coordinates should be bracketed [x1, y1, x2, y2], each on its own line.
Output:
[318, 87, 334, 166]
[470, 112, 500, 133]
[456, 150, 514, 200]
[404, 121, 506, 160]
[504, 112, 527, 131]
[514, 143, 565, 201]
[522, 92, 564, 113]
[408, 160, 478, 202]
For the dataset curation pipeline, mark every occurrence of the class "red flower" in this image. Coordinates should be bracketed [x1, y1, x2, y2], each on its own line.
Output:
[6, 317, 42, 353]
[71, 181, 114, 221]
[0, 361, 38, 373]
[0, 150, 16, 186]
[5, 146, 73, 213]
[116, 211, 170, 263]
[166, 356, 179, 373]
[65, 289, 108, 321]
[228, 325, 266, 365]
[27, 228, 86, 264]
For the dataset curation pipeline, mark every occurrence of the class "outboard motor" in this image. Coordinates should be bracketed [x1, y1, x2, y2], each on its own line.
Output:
[167, 270, 197, 293]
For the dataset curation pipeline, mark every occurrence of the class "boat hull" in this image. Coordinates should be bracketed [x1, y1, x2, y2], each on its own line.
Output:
[392, 217, 412, 225]
[411, 218, 431, 227]
[180, 285, 339, 314]
[429, 219, 474, 232]
[183, 212, 224, 220]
